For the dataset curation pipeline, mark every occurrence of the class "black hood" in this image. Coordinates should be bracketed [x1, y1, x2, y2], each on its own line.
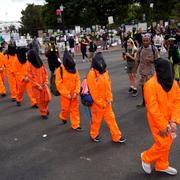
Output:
[27, 49, 43, 68]
[155, 58, 174, 92]
[17, 47, 27, 64]
[63, 50, 76, 73]
[92, 52, 107, 74]
[8, 45, 16, 56]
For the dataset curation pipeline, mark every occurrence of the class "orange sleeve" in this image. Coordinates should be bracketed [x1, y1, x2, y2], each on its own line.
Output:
[55, 67, 70, 97]
[144, 81, 168, 131]
[87, 70, 105, 108]
[171, 82, 180, 124]
[75, 70, 81, 94]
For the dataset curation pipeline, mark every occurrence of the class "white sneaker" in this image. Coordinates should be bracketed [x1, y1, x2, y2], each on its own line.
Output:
[158, 166, 177, 175]
[141, 153, 152, 174]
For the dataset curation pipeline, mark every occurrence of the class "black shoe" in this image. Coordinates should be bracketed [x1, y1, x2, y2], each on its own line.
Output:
[74, 127, 83, 132]
[41, 115, 48, 120]
[128, 87, 134, 93]
[132, 89, 138, 97]
[11, 98, 16, 102]
[1, 93, 6, 97]
[31, 104, 38, 108]
[62, 120, 67, 124]
[91, 136, 101, 143]
[136, 103, 145, 108]
[16, 102, 21, 106]
[115, 137, 126, 144]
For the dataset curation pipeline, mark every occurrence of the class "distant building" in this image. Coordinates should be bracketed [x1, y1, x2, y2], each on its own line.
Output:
[0, 21, 20, 32]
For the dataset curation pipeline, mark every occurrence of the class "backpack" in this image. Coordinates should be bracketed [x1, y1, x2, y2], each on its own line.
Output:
[50, 66, 63, 96]
[80, 70, 98, 106]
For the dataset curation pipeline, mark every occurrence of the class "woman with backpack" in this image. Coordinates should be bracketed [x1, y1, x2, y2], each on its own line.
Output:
[86, 52, 126, 143]
[55, 50, 82, 131]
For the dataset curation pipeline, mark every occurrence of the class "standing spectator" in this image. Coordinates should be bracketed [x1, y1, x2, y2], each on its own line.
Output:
[141, 59, 180, 175]
[168, 37, 180, 83]
[45, 37, 60, 77]
[102, 33, 108, 50]
[80, 38, 88, 62]
[153, 30, 164, 52]
[68, 35, 75, 58]
[134, 28, 143, 48]
[32, 36, 41, 55]
[87, 36, 97, 62]
[136, 34, 159, 108]
[123, 38, 138, 97]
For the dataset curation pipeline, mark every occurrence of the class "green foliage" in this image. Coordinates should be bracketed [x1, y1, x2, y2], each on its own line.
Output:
[20, 4, 44, 35]
[20, 0, 179, 32]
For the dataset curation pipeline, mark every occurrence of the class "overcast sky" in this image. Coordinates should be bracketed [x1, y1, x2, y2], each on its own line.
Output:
[0, 0, 45, 22]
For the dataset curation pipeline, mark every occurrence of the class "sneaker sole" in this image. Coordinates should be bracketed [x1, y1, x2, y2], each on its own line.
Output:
[141, 153, 152, 174]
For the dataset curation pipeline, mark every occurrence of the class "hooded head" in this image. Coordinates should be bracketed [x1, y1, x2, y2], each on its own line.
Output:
[8, 44, 16, 56]
[17, 47, 27, 64]
[27, 49, 43, 68]
[155, 58, 174, 92]
[92, 52, 107, 74]
[63, 50, 76, 73]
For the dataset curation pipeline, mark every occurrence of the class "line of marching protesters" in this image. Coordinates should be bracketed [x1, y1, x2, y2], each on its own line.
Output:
[0, 34, 179, 176]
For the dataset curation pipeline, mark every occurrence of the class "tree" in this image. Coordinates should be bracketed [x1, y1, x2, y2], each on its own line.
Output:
[20, 4, 44, 36]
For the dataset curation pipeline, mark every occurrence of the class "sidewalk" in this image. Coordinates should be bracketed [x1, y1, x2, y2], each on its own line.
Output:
[40, 45, 123, 60]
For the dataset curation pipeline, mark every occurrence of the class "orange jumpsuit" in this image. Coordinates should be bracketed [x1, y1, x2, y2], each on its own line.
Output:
[0, 52, 6, 95]
[14, 59, 36, 106]
[27, 63, 51, 116]
[55, 65, 81, 129]
[87, 68, 122, 142]
[142, 75, 180, 171]
[4, 54, 18, 99]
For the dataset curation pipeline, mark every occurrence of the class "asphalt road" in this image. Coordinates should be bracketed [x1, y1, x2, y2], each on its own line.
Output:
[0, 50, 179, 180]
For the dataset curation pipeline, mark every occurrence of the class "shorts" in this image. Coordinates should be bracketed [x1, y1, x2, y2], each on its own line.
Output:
[126, 61, 136, 74]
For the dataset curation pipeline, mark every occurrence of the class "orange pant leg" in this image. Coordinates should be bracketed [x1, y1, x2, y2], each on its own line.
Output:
[69, 98, 80, 129]
[16, 80, 26, 103]
[0, 73, 6, 94]
[142, 131, 173, 171]
[26, 82, 37, 106]
[90, 104, 104, 139]
[7, 72, 17, 99]
[104, 105, 121, 142]
[32, 87, 48, 116]
[59, 96, 70, 121]
[38, 102, 49, 116]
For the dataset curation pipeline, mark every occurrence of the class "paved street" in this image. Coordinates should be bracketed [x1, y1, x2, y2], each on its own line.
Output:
[0, 51, 179, 180]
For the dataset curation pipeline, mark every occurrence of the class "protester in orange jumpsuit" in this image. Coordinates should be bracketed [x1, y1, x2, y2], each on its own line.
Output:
[4, 45, 18, 101]
[0, 46, 6, 97]
[14, 47, 37, 107]
[27, 50, 51, 119]
[86, 52, 126, 143]
[56, 50, 81, 131]
[141, 58, 180, 175]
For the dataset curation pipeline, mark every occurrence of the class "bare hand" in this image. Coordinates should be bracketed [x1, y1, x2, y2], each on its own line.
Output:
[107, 100, 111, 106]
[67, 94, 71, 100]
[169, 122, 177, 132]
[38, 86, 43, 91]
[159, 128, 168, 137]
[72, 93, 77, 99]
[0, 68, 3, 72]
[24, 76, 29, 82]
